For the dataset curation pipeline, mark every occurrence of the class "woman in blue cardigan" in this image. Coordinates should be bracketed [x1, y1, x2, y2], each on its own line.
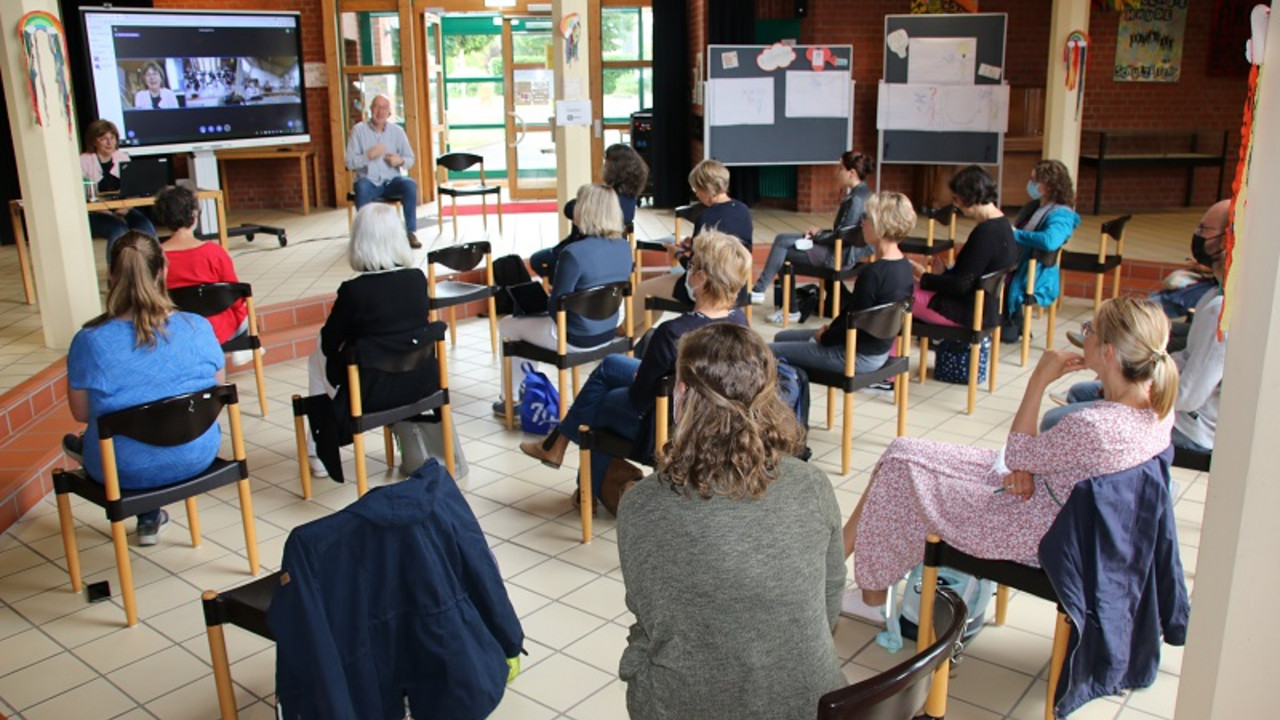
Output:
[1003, 159, 1081, 342]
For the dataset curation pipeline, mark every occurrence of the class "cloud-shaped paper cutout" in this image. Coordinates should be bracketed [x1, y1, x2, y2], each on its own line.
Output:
[757, 43, 796, 72]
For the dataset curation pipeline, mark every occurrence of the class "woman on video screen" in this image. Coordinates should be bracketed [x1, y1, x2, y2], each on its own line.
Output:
[134, 61, 178, 109]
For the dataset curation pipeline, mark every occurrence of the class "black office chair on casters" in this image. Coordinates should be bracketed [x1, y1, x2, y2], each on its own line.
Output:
[426, 241, 499, 354]
[815, 588, 966, 720]
[436, 152, 503, 237]
[169, 282, 269, 417]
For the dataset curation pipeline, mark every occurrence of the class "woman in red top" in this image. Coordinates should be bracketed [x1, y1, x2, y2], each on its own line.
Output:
[155, 187, 250, 359]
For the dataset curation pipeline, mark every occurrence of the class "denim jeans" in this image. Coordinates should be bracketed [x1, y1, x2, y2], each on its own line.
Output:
[752, 233, 824, 293]
[90, 209, 157, 266]
[770, 329, 890, 376]
[1039, 381, 1102, 432]
[353, 175, 418, 232]
[558, 355, 644, 495]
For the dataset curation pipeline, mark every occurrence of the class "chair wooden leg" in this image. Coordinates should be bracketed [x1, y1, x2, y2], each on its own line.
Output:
[353, 431, 369, 497]
[559, 368, 570, 418]
[1046, 300, 1058, 351]
[841, 390, 853, 476]
[578, 436, 593, 543]
[918, 337, 928, 383]
[826, 386, 836, 431]
[572, 366, 581, 396]
[896, 368, 909, 437]
[441, 404, 457, 478]
[1045, 612, 1072, 720]
[919, 543, 949, 719]
[56, 493, 82, 591]
[112, 520, 138, 626]
[252, 350, 268, 418]
[451, 199, 459, 238]
[995, 584, 1010, 625]
[185, 497, 201, 547]
[292, 396, 312, 500]
[346, 204, 353, 232]
[503, 357, 515, 430]
[497, 195, 504, 234]
[383, 426, 395, 469]
[449, 307, 458, 346]
[1021, 306, 1033, 367]
[236, 479, 260, 575]
[1111, 266, 1122, 300]
[745, 304, 752, 325]
[1092, 275, 1103, 315]
[990, 328, 1001, 394]
[782, 273, 791, 329]
[481, 195, 488, 230]
[967, 341, 980, 415]
[204, 598, 241, 720]
[487, 296, 499, 355]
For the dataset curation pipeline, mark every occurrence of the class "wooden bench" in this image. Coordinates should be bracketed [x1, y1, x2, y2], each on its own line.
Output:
[1078, 129, 1228, 215]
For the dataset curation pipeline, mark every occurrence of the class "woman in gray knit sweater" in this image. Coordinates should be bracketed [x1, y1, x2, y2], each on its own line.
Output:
[617, 323, 846, 720]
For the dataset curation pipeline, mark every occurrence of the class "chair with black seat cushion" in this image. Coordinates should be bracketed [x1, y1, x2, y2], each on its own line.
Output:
[815, 587, 965, 720]
[53, 384, 259, 627]
[436, 152, 503, 237]
[1057, 214, 1132, 315]
[899, 204, 958, 263]
[345, 174, 403, 231]
[642, 292, 753, 335]
[575, 376, 673, 542]
[169, 282, 269, 417]
[502, 281, 634, 429]
[777, 225, 867, 329]
[633, 203, 704, 284]
[203, 572, 280, 720]
[804, 300, 912, 476]
[1018, 248, 1065, 367]
[913, 266, 1016, 415]
[427, 241, 498, 353]
[291, 325, 454, 499]
[1172, 445, 1212, 472]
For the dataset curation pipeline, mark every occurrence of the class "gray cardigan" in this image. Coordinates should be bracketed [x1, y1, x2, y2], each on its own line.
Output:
[617, 455, 847, 720]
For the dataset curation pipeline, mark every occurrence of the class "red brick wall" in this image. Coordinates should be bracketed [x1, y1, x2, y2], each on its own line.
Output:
[756, 0, 1246, 215]
[153, 0, 336, 210]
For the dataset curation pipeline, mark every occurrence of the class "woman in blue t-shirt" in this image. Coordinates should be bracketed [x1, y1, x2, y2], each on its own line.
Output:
[64, 231, 225, 546]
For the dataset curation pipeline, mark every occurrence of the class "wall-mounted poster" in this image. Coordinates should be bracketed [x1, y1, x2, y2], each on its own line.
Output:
[1113, 0, 1187, 82]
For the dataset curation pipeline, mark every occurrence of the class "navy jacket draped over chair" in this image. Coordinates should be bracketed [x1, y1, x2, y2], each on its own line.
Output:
[267, 460, 524, 720]
[1039, 446, 1190, 718]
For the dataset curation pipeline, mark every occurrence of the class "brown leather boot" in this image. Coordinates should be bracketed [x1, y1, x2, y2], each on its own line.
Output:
[407, 231, 422, 249]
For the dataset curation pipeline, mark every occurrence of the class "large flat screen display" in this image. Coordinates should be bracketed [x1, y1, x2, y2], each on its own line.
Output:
[80, 9, 310, 155]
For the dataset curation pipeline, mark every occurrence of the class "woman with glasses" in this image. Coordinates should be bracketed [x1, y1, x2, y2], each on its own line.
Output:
[838, 298, 1177, 623]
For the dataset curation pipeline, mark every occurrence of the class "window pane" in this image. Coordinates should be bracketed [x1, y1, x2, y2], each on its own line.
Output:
[511, 20, 552, 65]
[345, 72, 404, 129]
[341, 12, 400, 66]
[444, 33, 503, 77]
[602, 67, 653, 121]
[641, 8, 652, 61]
[446, 128, 507, 174]
[602, 8, 642, 62]
[445, 81, 504, 126]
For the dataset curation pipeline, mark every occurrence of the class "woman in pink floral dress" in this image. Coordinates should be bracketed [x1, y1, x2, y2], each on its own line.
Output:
[841, 298, 1179, 621]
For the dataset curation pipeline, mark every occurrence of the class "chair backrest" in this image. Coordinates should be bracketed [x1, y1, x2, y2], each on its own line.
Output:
[1100, 214, 1132, 252]
[846, 299, 909, 341]
[553, 281, 631, 320]
[977, 266, 1015, 297]
[343, 325, 445, 375]
[675, 202, 706, 223]
[815, 588, 967, 720]
[428, 241, 491, 273]
[841, 223, 865, 249]
[98, 384, 233, 445]
[169, 282, 251, 317]
[436, 152, 483, 173]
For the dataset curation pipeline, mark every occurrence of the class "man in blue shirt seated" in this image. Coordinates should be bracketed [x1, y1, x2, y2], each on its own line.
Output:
[345, 94, 421, 248]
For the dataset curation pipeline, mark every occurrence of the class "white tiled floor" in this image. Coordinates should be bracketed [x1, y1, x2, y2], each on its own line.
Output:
[0, 294, 1203, 719]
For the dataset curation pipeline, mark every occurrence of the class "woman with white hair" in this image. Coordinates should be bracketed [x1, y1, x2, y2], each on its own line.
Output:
[303, 202, 441, 477]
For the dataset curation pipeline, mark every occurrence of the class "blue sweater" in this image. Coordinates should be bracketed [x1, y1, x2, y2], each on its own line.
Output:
[1009, 204, 1081, 313]
[552, 235, 634, 347]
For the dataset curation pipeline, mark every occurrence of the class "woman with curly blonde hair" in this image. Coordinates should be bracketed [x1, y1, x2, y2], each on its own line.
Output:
[617, 323, 846, 720]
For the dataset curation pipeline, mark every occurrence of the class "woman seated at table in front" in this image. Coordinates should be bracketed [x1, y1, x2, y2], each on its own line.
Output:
[79, 119, 157, 263]
[633, 158, 752, 330]
[154, 186, 252, 364]
[1002, 159, 1082, 343]
[518, 230, 752, 503]
[303, 203, 442, 479]
[750, 151, 875, 312]
[530, 143, 648, 279]
[838, 298, 1176, 623]
[911, 165, 1018, 329]
[617, 323, 846, 720]
[64, 231, 225, 547]
[769, 191, 916, 379]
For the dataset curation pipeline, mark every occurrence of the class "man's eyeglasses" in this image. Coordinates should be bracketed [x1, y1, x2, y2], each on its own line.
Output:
[1195, 223, 1229, 237]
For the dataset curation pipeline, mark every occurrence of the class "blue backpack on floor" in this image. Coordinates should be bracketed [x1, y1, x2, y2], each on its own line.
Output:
[776, 360, 813, 461]
[519, 362, 560, 435]
[876, 564, 995, 653]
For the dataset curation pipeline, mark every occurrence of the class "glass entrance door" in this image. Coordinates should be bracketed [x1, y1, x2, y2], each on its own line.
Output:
[503, 18, 555, 199]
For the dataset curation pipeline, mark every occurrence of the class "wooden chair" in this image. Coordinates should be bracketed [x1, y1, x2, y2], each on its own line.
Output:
[802, 300, 912, 476]
[1057, 215, 1132, 315]
[426, 240, 498, 353]
[633, 204, 703, 284]
[1017, 248, 1064, 367]
[502, 281, 634, 428]
[292, 325, 454, 499]
[436, 152, 503, 237]
[912, 266, 1016, 415]
[345, 173, 403, 231]
[169, 282, 269, 417]
[1172, 445, 1212, 472]
[642, 293, 752, 335]
[575, 375, 674, 542]
[815, 588, 966, 720]
[899, 204, 958, 263]
[777, 225, 867, 329]
[202, 572, 279, 720]
[53, 384, 259, 627]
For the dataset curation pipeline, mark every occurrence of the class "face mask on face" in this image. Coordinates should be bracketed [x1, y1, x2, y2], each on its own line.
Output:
[1191, 233, 1222, 267]
[1026, 179, 1042, 200]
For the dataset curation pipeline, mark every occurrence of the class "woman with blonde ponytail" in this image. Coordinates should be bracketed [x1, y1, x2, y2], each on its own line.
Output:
[837, 297, 1176, 624]
[617, 323, 846, 720]
[64, 231, 226, 546]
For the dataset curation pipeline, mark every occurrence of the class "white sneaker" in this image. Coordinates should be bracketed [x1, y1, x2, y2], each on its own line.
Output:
[228, 349, 258, 367]
[768, 310, 801, 325]
[840, 587, 887, 626]
[749, 290, 766, 305]
[308, 455, 330, 478]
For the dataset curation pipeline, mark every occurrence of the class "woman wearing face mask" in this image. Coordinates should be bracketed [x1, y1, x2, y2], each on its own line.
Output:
[1002, 160, 1082, 343]
[519, 231, 752, 505]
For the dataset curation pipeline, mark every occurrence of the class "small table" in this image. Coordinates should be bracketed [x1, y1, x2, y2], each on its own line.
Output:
[216, 146, 320, 215]
[8, 188, 229, 306]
